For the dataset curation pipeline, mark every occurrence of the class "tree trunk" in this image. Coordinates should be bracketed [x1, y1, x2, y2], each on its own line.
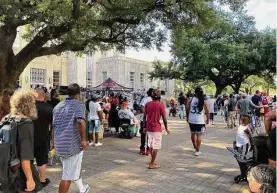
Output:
[234, 82, 242, 94]
[230, 82, 242, 94]
[214, 84, 225, 97]
[0, 62, 20, 92]
[0, 26, 18, 93]
[245, 88, 249, 95]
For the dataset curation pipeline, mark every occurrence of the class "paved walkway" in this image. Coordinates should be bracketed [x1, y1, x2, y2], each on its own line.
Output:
[44, 116, 248, 193]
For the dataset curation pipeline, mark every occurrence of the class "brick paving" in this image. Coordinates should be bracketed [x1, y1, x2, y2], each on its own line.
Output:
[44, 116, 248, 193]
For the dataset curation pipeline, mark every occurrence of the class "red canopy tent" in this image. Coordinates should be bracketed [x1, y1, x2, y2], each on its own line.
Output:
[91, 78, 133, 91]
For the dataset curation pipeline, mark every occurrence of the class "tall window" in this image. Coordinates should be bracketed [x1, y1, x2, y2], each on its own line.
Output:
[86, 72, 92, 88]
[53, 71, 60, 86]
[86, 52, 93, 88]
[140, 73, 145, 89]
[30, 68, 45, 85]
[130, 72, 135, 88]
[102, 71, 107, 81]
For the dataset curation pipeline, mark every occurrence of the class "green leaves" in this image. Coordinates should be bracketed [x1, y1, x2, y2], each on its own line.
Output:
[151, 7, 276, 95]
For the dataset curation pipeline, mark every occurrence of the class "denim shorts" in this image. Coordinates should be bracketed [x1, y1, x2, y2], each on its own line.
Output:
[89, 119, 100, 133]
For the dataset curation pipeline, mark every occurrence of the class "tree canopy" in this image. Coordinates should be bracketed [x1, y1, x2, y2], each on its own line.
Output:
[150, 9, 276, 96]
[0, 0, 246, 91]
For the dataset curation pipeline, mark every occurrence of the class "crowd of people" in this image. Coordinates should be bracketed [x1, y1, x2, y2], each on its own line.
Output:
[0, 84, 275, 193]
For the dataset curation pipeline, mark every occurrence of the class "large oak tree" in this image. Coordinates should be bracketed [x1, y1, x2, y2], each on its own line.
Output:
[150, 10, 276, 96]
[0, 0, 246, 91]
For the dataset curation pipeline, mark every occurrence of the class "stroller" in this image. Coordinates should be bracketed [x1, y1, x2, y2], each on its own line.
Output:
[227, 136, 268, 183]
[119, 118, 137, 139]
[169, 103, 178, 117]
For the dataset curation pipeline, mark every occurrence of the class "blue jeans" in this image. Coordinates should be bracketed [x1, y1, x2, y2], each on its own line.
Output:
[179, 105, 185, 118]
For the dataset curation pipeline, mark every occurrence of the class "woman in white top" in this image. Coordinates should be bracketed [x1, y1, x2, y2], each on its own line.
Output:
[186, 87, 209, 156]
[207, 96, 215, 125]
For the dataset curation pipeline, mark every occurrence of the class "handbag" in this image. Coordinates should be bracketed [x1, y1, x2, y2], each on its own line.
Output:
[260, 108, 264, 114]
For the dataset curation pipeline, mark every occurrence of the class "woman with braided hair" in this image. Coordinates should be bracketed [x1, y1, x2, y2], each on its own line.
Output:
[246, 164, 276, 193]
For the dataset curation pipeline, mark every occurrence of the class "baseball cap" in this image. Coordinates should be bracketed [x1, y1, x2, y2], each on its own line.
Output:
[92, 94, 101, 100]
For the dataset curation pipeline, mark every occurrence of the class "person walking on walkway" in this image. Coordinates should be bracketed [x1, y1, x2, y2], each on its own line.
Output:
[143, 89, 170, 169]
[9, 90, 43, 192]
[178, 92, 186, 119]
[227, 94, 236, 129]
[238, 93, 261, 117]
[207, 96, 215, 125]
[33, 88, 53, 187]
[88, 94, 103, 146]
[53, 83, 90, 193]
[186, 87, 209, 156]
[139, 88, 153, 155]
[48, 89, 60, 108]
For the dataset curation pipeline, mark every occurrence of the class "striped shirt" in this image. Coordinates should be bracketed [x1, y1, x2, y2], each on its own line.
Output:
[53, 98, 85, 157]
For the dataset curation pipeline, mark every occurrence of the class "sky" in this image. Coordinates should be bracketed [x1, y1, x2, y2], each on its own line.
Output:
[125, 0, 276, 62]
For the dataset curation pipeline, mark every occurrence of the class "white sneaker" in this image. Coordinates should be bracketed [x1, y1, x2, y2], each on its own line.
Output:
[194, 151, 202, 156]
[80, 184, 90, 193]
[94, 142, 102, 147]
[89, 142, 94, 146]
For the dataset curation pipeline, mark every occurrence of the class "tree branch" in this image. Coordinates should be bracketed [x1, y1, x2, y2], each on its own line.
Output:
[36, 23, 130, 57]
[14, 0, 81, 65]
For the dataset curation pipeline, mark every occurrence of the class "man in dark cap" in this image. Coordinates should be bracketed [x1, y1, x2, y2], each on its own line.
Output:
[139, 88, 154, 155]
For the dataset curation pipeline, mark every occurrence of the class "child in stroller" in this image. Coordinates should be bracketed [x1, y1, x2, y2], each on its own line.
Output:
[169, 102, 178, 117]
[227, 115, 269, 183]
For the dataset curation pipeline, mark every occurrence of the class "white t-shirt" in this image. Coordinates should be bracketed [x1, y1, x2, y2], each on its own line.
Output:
[140, 96, 152, 121]
[188, 97, 205, 124]
[236, 125, 250, 147]
[207, 98, 215, 113]
[118, 109, 134, 120]
[89, 101, 102, 120]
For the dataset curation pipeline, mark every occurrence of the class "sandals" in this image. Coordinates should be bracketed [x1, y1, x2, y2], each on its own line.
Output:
[41, 178, 50, 187]
[149, 163, 161, 169]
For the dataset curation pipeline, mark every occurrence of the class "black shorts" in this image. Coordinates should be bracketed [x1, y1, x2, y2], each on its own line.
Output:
[189, 123, 205, 134]
[34, 146, 48, 166]
[255, 110, 261, 117]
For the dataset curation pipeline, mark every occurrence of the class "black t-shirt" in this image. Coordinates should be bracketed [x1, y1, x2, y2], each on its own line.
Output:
[17, 119, 34, 161]
[33, 101, 53, 148]
[47, 98, 60, 108]
[252, 95, 262, 106]
[14, 119, 42, 192]
[178, 96, 186, 105]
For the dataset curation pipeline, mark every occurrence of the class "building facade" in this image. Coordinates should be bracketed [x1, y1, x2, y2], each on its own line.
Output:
[16, 25, 175, 96]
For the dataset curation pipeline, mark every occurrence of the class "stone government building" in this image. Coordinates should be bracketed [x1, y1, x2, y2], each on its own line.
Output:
[15, 27, 175, 95]
[17, 44, 174, 96]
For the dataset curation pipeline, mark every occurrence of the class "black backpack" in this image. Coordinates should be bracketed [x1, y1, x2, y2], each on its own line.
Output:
[0, 115, 21, 191]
